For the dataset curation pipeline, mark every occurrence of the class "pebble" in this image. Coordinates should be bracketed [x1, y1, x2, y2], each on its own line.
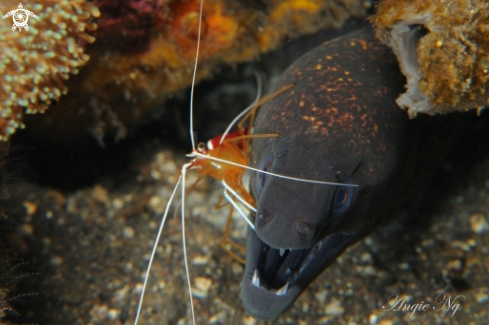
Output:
[20, 223, 34, 236]
[107, 308, 119, 321]
[360, 251, 372, 264]
[231, 262, 243, 275]
[369, 313, 378, 324]
[420, 238, 435, 247]
[114, 285, 129, 302]
[242, 316, 257, 325]
[475, 288, 489, 304]
[451, 240, 472, 251]
[209, 311, 227, 324]
[150, 169, 162, 180]
[315, 290, 328, 304]
[91, 185, 109, 203]
[398, 262, 409, 270]
[89, 304, 108, 321]
[469, 213, 489, 233]
[324, 298, 344, 316]
[133, 283, 143, 294]
[192, 254, 210, 265]
[444, 259, 462, 273]
[50, 255, 64, 266]
[23, 200, 37, 216]
[123, 226, 135, 238]
[192, 277, 212, 298]
[112, 197, 124, 209]
[357, 265, 377, 276]
[148, 195, 165, 214]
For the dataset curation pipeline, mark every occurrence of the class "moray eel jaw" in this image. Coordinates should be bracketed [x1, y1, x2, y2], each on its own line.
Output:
[241, 228, 357, 320]
[254, 175, 341, 249]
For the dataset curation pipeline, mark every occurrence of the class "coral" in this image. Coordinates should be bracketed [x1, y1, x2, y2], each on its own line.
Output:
[93, 0, 165, 52]
[89, 0, 373, 86]
[372, 0, 489, 117]
[258, 0, 372, 51]
[0, 0, 100, 141]
[28, 0, 373, 142]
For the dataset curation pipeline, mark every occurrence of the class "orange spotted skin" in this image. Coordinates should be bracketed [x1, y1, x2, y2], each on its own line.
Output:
[241, 26, 473, 320]
[251, 25, 408, 248]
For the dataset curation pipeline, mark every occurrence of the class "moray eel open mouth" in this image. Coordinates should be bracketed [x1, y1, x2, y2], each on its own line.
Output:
[241, 229, 357, 320]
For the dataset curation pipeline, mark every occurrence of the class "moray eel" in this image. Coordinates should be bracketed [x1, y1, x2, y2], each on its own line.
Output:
[240, 25, 474, 320]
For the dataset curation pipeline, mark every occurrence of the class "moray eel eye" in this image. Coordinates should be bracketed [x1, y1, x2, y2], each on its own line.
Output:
[256, 155, 272, 195]
[332, 180, 353, 217]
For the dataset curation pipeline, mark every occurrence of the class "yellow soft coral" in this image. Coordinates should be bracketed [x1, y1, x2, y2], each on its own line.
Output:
[0, 0, 100, 140]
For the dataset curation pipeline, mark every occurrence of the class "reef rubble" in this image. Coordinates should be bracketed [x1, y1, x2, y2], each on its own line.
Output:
[372, 0, 489, 117]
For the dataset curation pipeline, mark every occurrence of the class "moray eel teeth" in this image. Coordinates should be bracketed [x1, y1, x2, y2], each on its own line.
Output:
[242, 230, 356, 320]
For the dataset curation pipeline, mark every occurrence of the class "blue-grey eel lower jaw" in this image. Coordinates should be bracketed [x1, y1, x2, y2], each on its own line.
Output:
[241, 229, 357, 320]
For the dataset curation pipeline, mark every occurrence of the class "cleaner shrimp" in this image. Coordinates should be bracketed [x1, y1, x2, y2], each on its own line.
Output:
[133, 1, 358, 323]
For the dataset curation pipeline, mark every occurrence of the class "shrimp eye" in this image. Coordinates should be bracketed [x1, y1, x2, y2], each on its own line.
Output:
[332, 180, 353, 217]
[255, 155, 272, 196]
[197, 142, 207, 152]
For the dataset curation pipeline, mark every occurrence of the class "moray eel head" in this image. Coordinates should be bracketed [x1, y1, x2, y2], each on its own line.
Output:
[242, 135, 366, 320]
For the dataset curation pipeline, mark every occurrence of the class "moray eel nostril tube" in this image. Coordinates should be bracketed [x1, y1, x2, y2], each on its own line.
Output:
[240, 25, 478, 320]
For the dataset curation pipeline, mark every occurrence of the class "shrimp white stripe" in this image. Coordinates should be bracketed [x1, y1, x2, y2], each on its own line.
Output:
[192, 152, 359, 187]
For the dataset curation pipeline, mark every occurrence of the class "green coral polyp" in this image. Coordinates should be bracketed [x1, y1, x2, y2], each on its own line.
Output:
[0, 0, 100, 141]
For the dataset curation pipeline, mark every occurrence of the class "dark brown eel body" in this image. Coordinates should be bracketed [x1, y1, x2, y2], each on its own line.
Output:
[240, 25, 478, 320]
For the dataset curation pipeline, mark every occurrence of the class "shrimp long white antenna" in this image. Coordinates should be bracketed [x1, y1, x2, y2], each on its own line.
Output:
[223, 189, 255, 229]
[134, 174, 183, 325]
[180, 164, 196, 324]
[189, 0, 205, 149]
[192, 152, 360, 187]
[218, 73, 262, 145]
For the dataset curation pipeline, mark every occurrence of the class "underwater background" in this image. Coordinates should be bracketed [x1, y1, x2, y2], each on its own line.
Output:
[0, 0, 488, 324]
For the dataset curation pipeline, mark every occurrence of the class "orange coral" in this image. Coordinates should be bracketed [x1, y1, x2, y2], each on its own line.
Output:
[258, 0, 368, 51]
[42, 0, 372, 143]
[0, 0, 100, 140]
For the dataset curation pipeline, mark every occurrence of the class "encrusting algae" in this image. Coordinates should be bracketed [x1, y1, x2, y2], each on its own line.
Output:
[0, 0, 100, 141]
[89, 0, 372, 92]
[372, 0, 489, 117]
[16, 0, 372, 143]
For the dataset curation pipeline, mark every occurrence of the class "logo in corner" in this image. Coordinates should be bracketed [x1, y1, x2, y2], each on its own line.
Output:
[3, 3, 38, 32]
